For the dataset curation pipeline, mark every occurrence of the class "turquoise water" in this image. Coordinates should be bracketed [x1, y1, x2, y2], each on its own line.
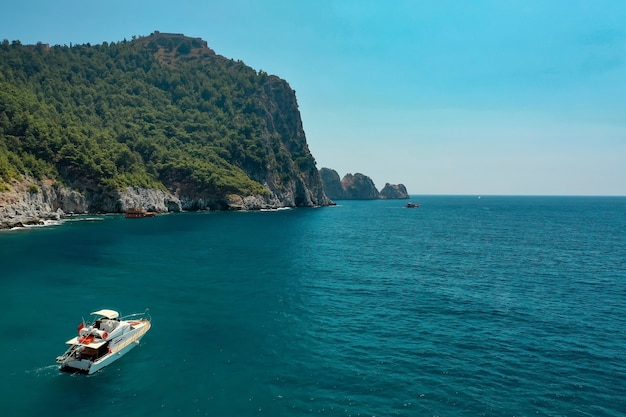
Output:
[1, 196, 625, 416]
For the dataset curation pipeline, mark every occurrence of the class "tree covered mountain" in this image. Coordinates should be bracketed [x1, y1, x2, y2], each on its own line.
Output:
[0, 32, 330, 212]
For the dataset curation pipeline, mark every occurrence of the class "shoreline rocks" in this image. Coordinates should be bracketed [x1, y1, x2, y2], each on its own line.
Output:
[0, 177, 332, 229]
[0, 179, 87, 229]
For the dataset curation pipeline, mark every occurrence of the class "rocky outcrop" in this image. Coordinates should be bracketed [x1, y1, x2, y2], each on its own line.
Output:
[341, 173, 380, 199]
[319, 168, 410, 200]
[319, 168, 344, 200]
[0, 178, 87, 229]
[379, 183, 409, 199]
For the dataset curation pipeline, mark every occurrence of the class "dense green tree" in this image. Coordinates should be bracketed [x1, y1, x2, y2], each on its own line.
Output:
[0, 32, 315, 197]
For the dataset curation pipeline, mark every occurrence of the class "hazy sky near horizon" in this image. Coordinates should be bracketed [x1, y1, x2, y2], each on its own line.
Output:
[2, 0, 625, 195]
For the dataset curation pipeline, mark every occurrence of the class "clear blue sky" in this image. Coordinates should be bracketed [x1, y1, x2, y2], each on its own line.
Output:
[2, 0, 625, 195]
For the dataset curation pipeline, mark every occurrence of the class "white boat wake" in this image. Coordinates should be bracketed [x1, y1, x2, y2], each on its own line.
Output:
[26, 364, 59, 376]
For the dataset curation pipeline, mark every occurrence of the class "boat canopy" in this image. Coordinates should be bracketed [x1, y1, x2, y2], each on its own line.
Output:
[90, 309, 119, 319]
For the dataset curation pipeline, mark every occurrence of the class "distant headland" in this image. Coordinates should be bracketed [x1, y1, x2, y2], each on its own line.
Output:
[0, 32, 411, 229]
[1, 32, 334, 228]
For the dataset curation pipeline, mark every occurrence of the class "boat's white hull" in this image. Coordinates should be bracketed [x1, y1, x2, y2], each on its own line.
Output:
[58, 317, 150, 375]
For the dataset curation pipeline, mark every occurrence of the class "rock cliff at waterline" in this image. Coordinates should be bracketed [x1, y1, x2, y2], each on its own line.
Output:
[0, 32, 332, 227]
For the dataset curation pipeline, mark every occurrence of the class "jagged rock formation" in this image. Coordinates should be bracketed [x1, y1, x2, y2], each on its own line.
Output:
[319, 168, 409, 200]
[319, 168, 344, 200]
[379, 183, 409, 199]
[0, 178, 87, 229]
[341, 173, 380, 199]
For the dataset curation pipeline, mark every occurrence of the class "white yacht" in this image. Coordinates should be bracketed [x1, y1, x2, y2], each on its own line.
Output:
[56, 309, 151, 374]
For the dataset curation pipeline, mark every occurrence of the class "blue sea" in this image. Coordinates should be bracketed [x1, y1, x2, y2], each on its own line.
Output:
[1, 196, 625, 416]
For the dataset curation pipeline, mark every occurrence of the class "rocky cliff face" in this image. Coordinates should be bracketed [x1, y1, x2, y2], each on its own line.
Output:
[341, 173, 380, 199]
[0, 178, 87, 228]
[319, 168, 344, 200]
[0, 170, 331, 229]
[0, 178, 185, 229]
[0, 171, 332, 229]
[251, 76, 332, 209]
[379, 183, 409, 199]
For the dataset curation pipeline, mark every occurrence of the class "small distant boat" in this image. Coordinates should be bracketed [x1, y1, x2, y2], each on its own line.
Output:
[125, 207, 157, 218]
[56, 309, 151, 375]
[405, 202, 420, 208]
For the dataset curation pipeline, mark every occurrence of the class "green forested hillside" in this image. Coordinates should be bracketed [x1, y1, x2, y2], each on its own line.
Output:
[0, 32, 318, 200]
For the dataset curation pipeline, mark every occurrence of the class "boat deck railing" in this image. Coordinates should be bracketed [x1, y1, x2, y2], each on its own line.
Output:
[121, 308, 151, 322]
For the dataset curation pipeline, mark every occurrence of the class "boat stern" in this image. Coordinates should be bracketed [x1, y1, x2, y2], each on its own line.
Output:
[57, 357, 92, 374]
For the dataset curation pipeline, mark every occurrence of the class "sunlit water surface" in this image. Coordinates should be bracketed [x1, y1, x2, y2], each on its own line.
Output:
[1, 196, 625, 416]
